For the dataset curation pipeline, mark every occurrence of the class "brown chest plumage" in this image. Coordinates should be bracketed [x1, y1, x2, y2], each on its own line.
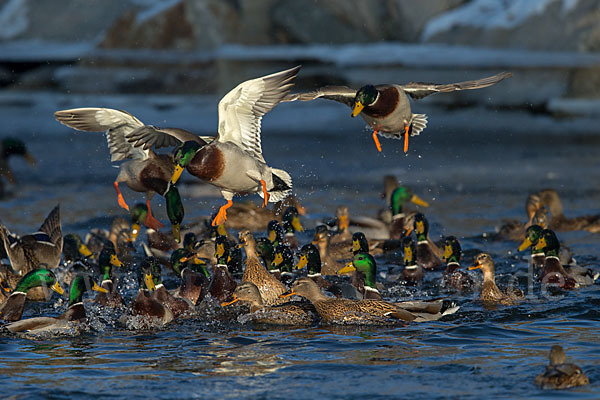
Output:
[364, 87, 400, 118]
[140, 159, 172, 194]
[187, 145, 225, 182]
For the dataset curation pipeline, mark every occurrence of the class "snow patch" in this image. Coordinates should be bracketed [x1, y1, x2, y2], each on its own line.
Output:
[422, 0, 580, 40]
[0, 0, 28, 40]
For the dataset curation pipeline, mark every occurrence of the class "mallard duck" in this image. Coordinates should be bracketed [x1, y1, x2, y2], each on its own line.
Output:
[138, 66, 301, 226]
[312, 225, 350, 275]
[337, 252, 382, 300]
[126, 261, 174, 326]
[170, 248, 210, 305]
[287, 72, 511, 153]
[93, 246, 124, 308]
[350, 232, 385, 256]
[388, 186, 429, 240]
[281, 206, 304, 249]
[441, 236, 473, 291]
[208, 240, 238, 302]
[239, 230, 288, 305]
[282, 277, 457, 324]
[270, 244, 295, 284]
[5, 274, 106, 334]
[214, 234, 243, 278]
[330, 206, 352, 245]
[0, 137, 36, 186]
[222, 281, 317, 325]
[144, 257, 193, 319]
[0, 268, 64, 321]
[517, 225, 546, 268]
[536, 189, 600, 232]
[496, 193, 549, 241]
[0, 264, 18, 304]
[409, 213, 442, 270]
[534, 345, 589, 390]
[129, 185, 185, 244]
[534, 229, 596, 288]
[469, 253, 524, 305]
[400, 236, 424, 284]
[62, 233, 93, 262]
[295, 244, 343, 298]
[0, 205, 62, 276]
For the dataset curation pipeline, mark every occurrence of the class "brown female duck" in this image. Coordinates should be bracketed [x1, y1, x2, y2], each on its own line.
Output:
[534, 345, 589, 390]
[469, 253, 524, 305]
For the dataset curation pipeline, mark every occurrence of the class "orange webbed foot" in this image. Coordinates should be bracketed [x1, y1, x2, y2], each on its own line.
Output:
[212, 200, 233, 226]
[260, 179, 269, 208]
[403, 126, 409, 153]
[114, 182, 129, 211]
[372, 130, 382, 152]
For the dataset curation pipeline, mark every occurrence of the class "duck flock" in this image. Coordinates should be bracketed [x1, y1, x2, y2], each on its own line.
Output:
[0, 65, 597, 390]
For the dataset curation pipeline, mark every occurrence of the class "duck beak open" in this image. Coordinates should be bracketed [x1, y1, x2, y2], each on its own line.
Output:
[144, 273, 156, 291]
[78, 243, 93, 258]
[518, 237, 533, 252]
[468, 263, 482, 271]
[351, 101, 364, 117]
[337, 262, 356, 275]
[170, 165, 184, 185]
[51, 281, 65, 295]
[172, 223, 181, 243]
[131, 223, 141, 242]
[295, 255, 308, 270]
[111, 254, 123, 267]
[280, 290, 296, 298]
[411, 194, 429, 207]
[221, 295, 238, 307]
[92, 282, 109, 293]
[292, 216, 304, 232]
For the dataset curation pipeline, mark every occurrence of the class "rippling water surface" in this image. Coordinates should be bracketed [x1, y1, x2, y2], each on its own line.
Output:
[0, 102, 599, 399]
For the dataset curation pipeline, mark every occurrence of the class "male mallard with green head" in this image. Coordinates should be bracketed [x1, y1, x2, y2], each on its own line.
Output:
[62, 233, 93, 263]
[94, 246, 124, 308]
[271, 244, 295, 283]
[0, 137, 36, 187]
[469, 253, 524, 305]
[222, 281, 317, 326]
[281, 206, 304, 249]
[409, 213, 442, 270]
[5, 274, 106, 334]
[144, 257, 193, 319]
[170, 248, 211, 305]
[388, 186, 429, 240]
[286, 72, 511, 152]
[400, 236, 424, 284]
[517, 225, 546, 268]
[239, 230, 288, 305]
[337, 252, 382, 300]
[134, 66, 302, 227]
[441, 236, 473, 291]
[534, 345, 589, 390]
[54, 108, 203, 231]
[295, 243, 342, 298]
[0, 268, 64, 321]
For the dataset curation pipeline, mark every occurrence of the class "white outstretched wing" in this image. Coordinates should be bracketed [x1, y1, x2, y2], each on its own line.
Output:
[217, 66, 301, 163]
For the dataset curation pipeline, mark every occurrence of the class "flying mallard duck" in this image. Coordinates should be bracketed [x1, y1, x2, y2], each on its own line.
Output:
[469, 253, 524, 305]
[128, 66, 300, 227]
[0, 205, 62, 277]
[222, 281, 318, 326]
[440, 236, 473, 292]
[286, 72, 512, 152]
[5, 274, 106, 334]
[534, 345, 589, 390]
[0, 268, 64, 321]
[54, 107, 204, 231]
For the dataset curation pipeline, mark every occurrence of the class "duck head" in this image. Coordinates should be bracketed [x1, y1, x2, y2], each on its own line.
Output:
[280, 277, 326, 302]
[351, 85, 378, 117]
[443, 236, 461, 264]
[351, 232, 369, 255]
[282, 206, 304, 233]
[295, 244, 322, 275]
[412, 213, 430, 241]
[267, 220, 284, 244]
[469, 253, 496, 282]
[14, 268, 64, 296]
[518, 225, 544, 253]
[68, 274, 107, 306]
[390, 186, 429, 216]
[338, 252, 377, 289]
[130, 203, 148, 242]
[549, 345, 567, 366]
[272, 244, 294, 273]
[534, 229, 560, 257]
[402, 236, 417, 266]
[99, 246, 123, 281]
[222, 281, 263, 308]
[63, 233, 93, 261]
[171, 141, 203, 184]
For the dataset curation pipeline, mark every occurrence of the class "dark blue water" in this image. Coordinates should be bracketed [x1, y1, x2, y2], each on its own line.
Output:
[0, 99, 599, 399]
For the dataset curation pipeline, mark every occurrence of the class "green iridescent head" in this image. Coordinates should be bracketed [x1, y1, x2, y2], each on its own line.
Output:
[390, 186, 429, 216]
[14, 268, 64, 295]
[339, 252, 377, 288]
[402, 236, 416, 266]
[272, 244, 294, 273]
[173, 141, 201, 168]
[140, 257, 163, 290]
[351, 85, 378, 117]
[443, 236, 461, 264]
[282, 207, 304, 233]
[170, 248, 209, 278]
[165, 185, 184, 243]
[534, 229, 560, 257]
[518, 225, 544, 254]
[63, 233, 93, 262]
[351, 232, 369, 255]
[267, 220, 284, 245]
[99, 245, 123, 281]
[68, 275, 107, 306]
[214, 235, 231, 265]
[295, 244, 321, 275]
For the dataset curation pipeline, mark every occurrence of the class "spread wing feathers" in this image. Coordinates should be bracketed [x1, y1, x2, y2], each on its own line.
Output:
[54, 107, 148, 162]
[38, 205, 62, 248]
[284, 85, 357, 107]
[217, 65, 301, 163]
[126, 126, 210, 151]
[400, 71, 513, 100]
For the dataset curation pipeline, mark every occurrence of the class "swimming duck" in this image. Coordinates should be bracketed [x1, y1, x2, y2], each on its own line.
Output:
[282, 277, 456, 324]
[286, 72, 511, 153]
[400, 236, 424, 284]
[388, 186, 429, 240]
[312, 225, 349, 275]
[170, 248, 211, 305]
[62, 233, 93, 262]
[441, 236, 473, 291]
[145, 257, 193, 319]
[534, 345, 589, 390]
[517, 225, 546, 268]
[256, 237, 276, 270]
[0, 205, 62, 277]
[127, 261, 174, 326]
[0, 268, 64, 321]
[410, 213, 442, 270]
[222, 281, 317, 326]
[337, 252, 382, 300]
[330, 206, 352, 245]
[534, 229, 596, 288]
[55, 108, 203, 231]
[94, 246, 124, 308]
[350, 232, 385, 256]
[469, 253, 524, 305]
[536, 189, 600, 232]
[281, 206, 304, 249]
[0, 137, 36, 187]
[239, 230, 288, 305]
[147, 66, 301, 226]
[214, 234, 243, 278]
[270, 244, 295, 283]
[295, 244, 343, 298]
[5, 274, 106, 334]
